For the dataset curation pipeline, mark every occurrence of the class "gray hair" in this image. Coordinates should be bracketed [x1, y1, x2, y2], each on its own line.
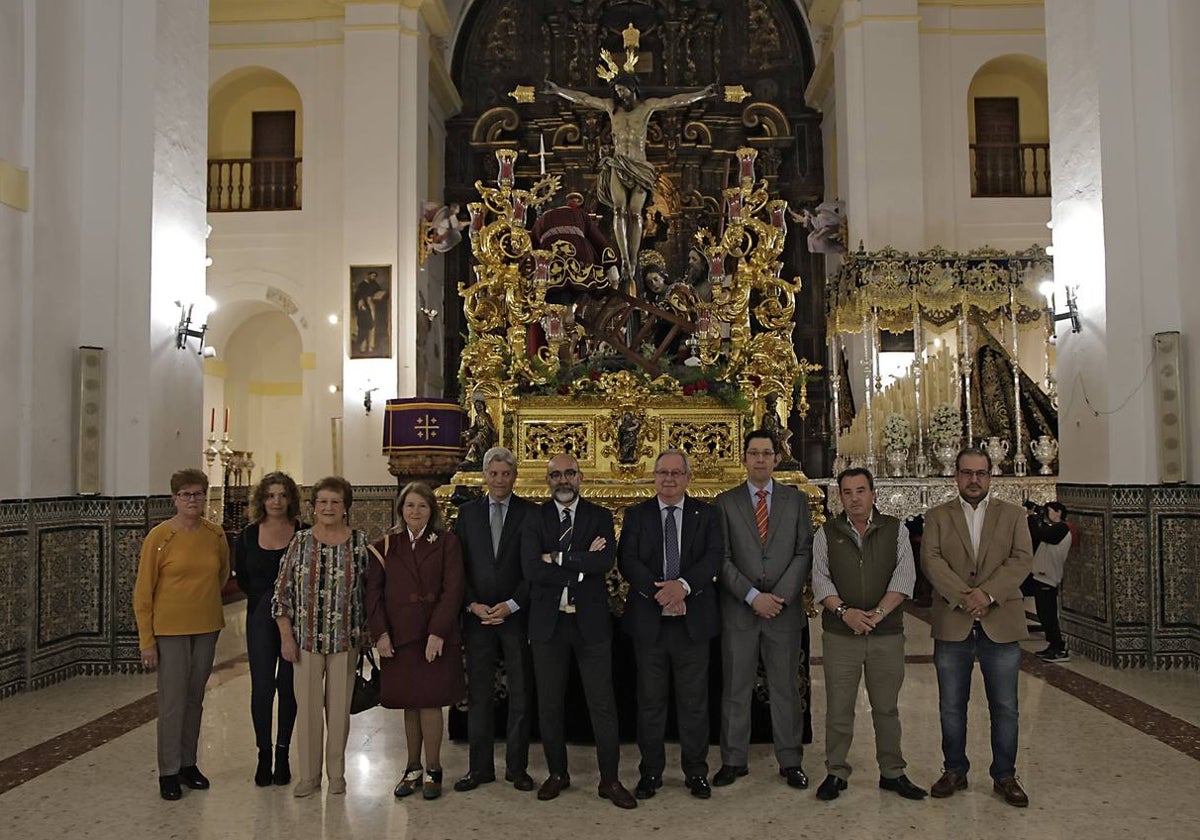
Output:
[482, 446, 517, 471]
[654, 448, 692, 474]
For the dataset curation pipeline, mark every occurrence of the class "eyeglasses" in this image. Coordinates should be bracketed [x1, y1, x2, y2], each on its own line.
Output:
[176, 491, 206, 500]
[548, 469, 578, 480]
[957, 469, 990, 480]
[653, 469, 687, 479]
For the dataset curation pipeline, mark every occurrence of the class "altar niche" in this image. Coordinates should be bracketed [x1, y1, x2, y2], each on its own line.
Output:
[444, 0, 833, 476]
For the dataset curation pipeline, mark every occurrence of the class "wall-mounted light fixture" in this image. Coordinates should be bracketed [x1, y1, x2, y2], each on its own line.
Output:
[175, 300, 212, 353]
[1039, 282, 1081, 335]
[364, 386, 380, 414]
[420, 307, 439, 321]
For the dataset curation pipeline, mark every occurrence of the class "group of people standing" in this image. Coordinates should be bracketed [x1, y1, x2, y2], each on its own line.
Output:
[133, 440, 1044, 812]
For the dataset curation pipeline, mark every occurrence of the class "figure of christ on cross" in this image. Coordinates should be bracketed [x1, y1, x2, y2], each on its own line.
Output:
[544, 74, 718, 284]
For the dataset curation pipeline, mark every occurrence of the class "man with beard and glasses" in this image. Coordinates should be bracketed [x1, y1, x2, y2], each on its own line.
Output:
[544, 74, 718, 283]
[520, 453, 637, 810]
[921, 447, 1033, 808]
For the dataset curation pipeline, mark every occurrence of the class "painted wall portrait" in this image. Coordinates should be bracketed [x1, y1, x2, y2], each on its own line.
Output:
[349, 265, 391, 359]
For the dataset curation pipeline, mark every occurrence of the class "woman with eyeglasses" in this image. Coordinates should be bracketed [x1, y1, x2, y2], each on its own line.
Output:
[272, 476, 369, 798]
[133, 468, 231, 801]
[236, 472, 306, 786]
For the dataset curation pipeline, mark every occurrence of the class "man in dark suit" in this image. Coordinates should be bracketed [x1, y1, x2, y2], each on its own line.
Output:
[713, 430, 813, 790]
[521, 453, 637, 810]
[453, 446, 537, 793]
[618, 450, 723, 801]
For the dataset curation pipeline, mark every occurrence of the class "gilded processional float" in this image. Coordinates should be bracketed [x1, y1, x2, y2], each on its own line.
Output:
[443, 23, 824, 527]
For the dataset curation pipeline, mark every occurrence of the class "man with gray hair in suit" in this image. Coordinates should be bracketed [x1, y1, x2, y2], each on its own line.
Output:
[713, 429, 813, 790]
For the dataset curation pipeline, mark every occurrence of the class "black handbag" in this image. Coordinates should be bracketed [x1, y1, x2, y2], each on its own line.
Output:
[350, 648, 380, 714]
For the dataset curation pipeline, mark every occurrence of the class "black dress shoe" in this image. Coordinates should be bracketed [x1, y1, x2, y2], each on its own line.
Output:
[597, 780, 638, 810]
[712, 764, 748, 787]
[816, 774, 847, 801]
[537, 773, 571, 801]
[880, 774, 928, 800]
[255, 749, 272, 787]
[780, 766, 809, 789]
[179, 766, 210, 790]
[635, 774, 663, 799]
[159, 774, 182, 801]
[505, 770, 535, 791]
[685, 775, 712, 799]
[454, 770, 497, 792]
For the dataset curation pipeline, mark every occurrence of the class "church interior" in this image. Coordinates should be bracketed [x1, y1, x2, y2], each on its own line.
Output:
[1, 0, 1197, 836]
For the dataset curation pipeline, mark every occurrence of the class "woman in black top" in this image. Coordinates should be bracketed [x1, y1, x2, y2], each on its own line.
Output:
[236, 471, 306, 786]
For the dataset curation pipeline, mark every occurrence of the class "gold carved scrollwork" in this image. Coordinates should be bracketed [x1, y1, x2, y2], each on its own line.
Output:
[665, 421, 740, 477]
[522, 422, 591, 463]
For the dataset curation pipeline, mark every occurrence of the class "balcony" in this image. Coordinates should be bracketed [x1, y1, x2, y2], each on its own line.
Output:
[969, 142, 1050, 198]
[207, 157, 303, 211]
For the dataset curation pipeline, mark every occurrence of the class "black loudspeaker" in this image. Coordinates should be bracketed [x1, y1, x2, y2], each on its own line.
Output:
[76, 346, 105, 494]
[1152, 332, 1188, 484]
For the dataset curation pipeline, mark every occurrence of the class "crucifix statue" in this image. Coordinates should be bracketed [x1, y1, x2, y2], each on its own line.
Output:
[544, 23, 718, 284]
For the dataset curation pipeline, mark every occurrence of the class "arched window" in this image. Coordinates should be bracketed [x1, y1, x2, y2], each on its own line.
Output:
[968, 55, 1049, 197]
[208, 67, 304, 211]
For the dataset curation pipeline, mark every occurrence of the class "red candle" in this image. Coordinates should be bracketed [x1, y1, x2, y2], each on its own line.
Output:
[224, 407, 229, 433]
[209, 408, 215, 433]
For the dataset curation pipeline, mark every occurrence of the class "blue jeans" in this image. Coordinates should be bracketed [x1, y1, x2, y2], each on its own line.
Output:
[933, 624, 1020, 780]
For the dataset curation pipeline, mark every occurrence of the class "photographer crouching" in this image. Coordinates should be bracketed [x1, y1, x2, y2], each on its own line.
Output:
[1021, 501, 1072, 662]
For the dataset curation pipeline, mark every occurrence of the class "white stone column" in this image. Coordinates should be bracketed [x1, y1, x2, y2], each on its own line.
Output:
[832, 0, 927, 251]
[1046, 0, 1195, 484]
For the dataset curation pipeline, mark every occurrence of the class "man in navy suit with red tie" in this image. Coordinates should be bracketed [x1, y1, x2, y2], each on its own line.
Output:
[521, 453, 637, 810]
[618, 450, 723, 801]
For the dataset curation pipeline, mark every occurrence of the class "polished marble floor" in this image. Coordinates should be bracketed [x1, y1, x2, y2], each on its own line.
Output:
[1, 603, 1198, 839]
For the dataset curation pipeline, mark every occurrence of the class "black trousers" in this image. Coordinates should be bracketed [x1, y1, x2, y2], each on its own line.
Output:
[633, 618, 711, 778]
[246, 597, 297, 751]
[464, 619, 532, 776]
[530, 614, 621, 781]
[1021, 576, 1063, 650]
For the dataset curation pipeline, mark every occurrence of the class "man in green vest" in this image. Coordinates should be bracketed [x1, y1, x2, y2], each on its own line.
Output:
[811, 468, 927, 802]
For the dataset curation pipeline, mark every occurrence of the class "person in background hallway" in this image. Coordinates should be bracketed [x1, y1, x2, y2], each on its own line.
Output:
[713, 431, 813, 791]
[272, 476, 369, 798]
[235, 471, 305, 787]
[134, 468, 230, 801]
[618, 449, 722, 801]
[921, 448, 1033, 808]
[521, 453, 637, 810]
[811, 468, 926, 802]
[1021, 501, 1072, 662]
[368, 482, 466, 801]
[454, 447, 536, 793]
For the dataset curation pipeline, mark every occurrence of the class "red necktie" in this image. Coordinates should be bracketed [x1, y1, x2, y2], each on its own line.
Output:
[755, 489, 769, 544]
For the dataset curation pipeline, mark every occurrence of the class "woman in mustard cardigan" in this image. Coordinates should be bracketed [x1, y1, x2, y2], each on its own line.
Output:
[133, 467, 230, 802]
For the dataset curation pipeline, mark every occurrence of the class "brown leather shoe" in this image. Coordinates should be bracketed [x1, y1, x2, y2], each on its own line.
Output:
[597, 779, 638, 810]
[930, 770, 968, 798]
[537, 773, 570, 801]
[993, 776, 1029, 808]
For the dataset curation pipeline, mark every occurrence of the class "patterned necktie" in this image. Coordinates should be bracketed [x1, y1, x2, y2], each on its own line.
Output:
[663, 505, 680, 580]
[490, 500, 504, 555]
[559, 508, 573, 553]
[755, 489, 769, 544]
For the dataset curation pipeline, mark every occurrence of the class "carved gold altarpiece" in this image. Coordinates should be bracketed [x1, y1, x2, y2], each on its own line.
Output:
[441, 146, 824, 529]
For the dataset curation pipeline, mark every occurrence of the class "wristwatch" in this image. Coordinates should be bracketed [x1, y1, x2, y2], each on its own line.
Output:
[834, 603, 850, 618]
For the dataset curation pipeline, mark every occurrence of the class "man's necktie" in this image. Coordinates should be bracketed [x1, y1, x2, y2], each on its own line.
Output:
[755, 489, 769, 544]
[490, 500, 503, 555]
[664, 505, 680, 580]
[559, 508, 573, 553]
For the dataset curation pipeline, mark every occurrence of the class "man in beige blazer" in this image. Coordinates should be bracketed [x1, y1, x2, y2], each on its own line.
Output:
[920, 447, 1032, 808]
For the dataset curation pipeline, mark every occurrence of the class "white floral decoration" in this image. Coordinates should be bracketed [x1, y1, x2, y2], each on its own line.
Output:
[427, 532, 439, 543]
[929, 403, 963, 447]
[882, 414, 912, 451]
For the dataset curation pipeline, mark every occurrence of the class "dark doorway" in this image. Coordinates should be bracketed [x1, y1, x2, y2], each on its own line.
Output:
[973, 97, 1021, 196]
[251, 110, 298, 209]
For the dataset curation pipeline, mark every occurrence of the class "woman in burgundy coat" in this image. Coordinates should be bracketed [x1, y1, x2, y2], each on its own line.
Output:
[367, 481, 465, 800]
